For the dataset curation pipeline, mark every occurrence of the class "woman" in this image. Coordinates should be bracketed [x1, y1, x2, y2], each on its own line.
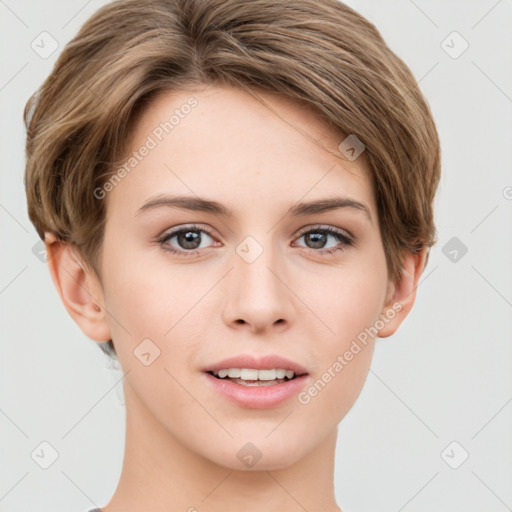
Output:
[24, 0, 441, 510]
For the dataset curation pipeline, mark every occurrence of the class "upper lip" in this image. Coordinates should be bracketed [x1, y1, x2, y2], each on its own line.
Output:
[202, 354, 308, 375]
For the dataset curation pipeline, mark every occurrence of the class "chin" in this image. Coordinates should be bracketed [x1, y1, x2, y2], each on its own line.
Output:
[202, 436, 309, 472]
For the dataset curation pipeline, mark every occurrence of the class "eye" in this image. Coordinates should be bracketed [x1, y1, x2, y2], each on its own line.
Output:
[158, 224, 216, 256]
[158, 224, 355, 257]
[292, 225, 354, 255]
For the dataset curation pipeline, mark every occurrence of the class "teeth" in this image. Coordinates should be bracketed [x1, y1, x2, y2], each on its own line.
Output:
[241, 368, 258, 380]
[212, 368, 296, 380]
[275, 369, 286, 379]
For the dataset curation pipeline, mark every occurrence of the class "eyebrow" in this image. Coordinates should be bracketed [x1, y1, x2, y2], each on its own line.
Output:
[136, 194, 372, 223]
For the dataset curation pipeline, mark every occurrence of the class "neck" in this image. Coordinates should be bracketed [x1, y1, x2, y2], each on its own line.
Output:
[101, 383, 343, 512]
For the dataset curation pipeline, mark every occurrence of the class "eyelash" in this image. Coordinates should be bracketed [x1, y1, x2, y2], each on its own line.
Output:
[157, 224, 355, 257]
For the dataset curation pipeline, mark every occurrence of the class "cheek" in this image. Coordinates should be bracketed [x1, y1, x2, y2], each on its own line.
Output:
[99, 247, 209, 384]
[296, 290, 380, 437]
[297, 254, 387, 419]
[309, 255, 388, 343]
[99, 239, 187, 336]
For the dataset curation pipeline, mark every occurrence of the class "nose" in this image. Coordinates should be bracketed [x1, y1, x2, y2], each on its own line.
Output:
[221, 238, 295, 335]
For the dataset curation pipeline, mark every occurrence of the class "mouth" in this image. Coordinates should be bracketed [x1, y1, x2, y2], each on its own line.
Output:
[205, 368, 308, 387]
[201, 354, 310, 407]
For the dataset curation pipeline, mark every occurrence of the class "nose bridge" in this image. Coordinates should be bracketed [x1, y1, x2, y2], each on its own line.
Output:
[234, 231, 283, 297]
[224, 230, 292, 331]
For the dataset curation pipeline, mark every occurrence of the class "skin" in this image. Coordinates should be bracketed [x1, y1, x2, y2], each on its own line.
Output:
[46, 84, 427, 512]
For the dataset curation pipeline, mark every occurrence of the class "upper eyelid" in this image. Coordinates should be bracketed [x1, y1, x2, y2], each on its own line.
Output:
[160, 224, 215, 240]
[295, 224, 353, 239]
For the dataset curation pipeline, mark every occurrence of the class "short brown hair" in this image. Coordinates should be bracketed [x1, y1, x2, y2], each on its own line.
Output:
[24, 0, 441, 359]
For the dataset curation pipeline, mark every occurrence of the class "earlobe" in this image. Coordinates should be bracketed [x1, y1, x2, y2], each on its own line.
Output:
[44, 232, 111, 342]
[377, 247, 428, 338]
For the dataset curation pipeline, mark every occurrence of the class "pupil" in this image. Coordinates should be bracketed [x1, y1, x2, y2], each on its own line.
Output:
[179, 230, 200, 249]
[306, 232, 326, 249]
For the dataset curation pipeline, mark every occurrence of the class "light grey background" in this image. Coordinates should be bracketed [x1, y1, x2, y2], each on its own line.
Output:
[1, 1, 511, 511]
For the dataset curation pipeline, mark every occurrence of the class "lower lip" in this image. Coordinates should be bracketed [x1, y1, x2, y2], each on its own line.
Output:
[202, 372, 310, 409]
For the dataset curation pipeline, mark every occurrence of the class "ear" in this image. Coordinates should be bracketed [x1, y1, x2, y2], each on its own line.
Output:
[377, 247, 428, 338]
[44, 232, 112, 342]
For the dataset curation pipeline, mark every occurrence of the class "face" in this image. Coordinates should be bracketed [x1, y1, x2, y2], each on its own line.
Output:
[94, 84, 394, 470]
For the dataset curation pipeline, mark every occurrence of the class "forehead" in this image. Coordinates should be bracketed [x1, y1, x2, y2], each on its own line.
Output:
[105, 84, 376, 222]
